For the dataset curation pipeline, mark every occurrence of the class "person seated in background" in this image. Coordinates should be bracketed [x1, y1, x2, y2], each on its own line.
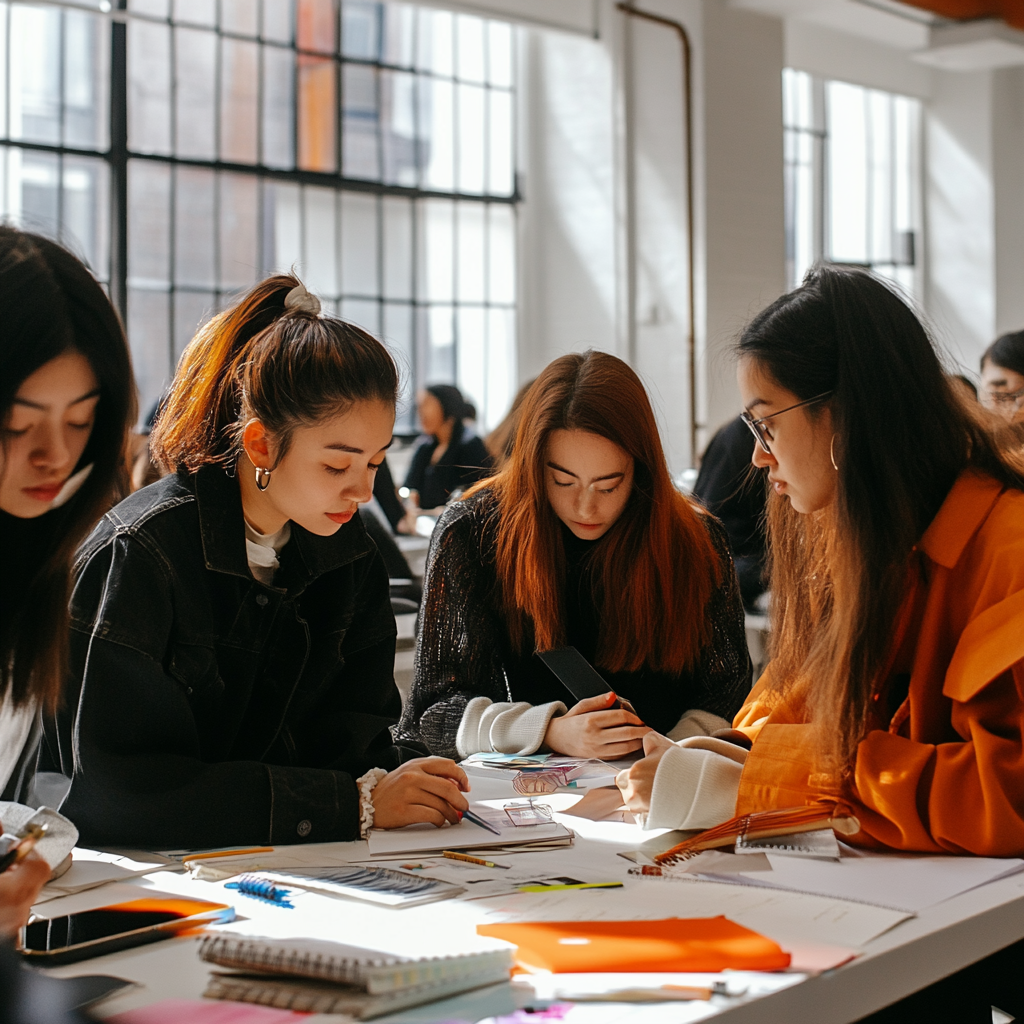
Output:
[691, 417, 768, 612]
[42, 276, 470, 851]
[397, 351, 751, 762]
[618, 265, 1024, 869]
[979, 328, 1024, 425]
[400, 385, 491, 530]
[0, 227, 135, 935]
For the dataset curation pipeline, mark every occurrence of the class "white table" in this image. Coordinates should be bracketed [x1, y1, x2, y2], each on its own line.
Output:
[35, 773, 1024, 1024]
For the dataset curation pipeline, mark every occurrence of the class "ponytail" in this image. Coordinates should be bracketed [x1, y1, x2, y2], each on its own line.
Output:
[151, 275, 399, 473]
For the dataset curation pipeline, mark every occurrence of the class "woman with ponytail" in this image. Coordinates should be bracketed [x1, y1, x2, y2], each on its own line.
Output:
[618, 266, 1024, 866]
[398, 352, 750, 763]
[42, 276, 469, 849]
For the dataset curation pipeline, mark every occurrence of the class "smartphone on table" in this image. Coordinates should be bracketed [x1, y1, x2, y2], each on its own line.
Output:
[19, 897, 234, 965]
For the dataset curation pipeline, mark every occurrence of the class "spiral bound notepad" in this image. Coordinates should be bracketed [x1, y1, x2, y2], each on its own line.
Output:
[198, 934, 513, 996]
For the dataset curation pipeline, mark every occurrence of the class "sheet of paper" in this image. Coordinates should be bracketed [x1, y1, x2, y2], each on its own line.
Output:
[562, 788, 636, 823]
[700, 845, 1024, 913]
[35, 849, 181, 904]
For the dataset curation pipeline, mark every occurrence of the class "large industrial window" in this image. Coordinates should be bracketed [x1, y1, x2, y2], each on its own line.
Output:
[0, 0, 517, 432]
[783, 68, 921, 296]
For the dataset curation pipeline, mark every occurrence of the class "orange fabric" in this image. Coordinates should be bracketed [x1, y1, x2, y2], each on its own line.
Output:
[477, 917, 790, 972]
[900, 0, 1024, 30]
[734, 470, 1024, 855]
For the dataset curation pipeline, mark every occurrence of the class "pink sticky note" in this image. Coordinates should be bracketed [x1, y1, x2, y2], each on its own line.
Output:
[106, 999, 311, 1024]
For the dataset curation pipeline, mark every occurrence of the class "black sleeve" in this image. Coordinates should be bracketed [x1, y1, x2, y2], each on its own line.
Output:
[453, 437, 493, 491]
[48, 533, 382, 850]
[404, 440, 431, 493]
[686, 515, 754, 721]
[395, 501, 508, 758]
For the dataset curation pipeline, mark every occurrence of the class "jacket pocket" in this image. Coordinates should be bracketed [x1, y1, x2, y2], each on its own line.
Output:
[168, 642, 225, 700]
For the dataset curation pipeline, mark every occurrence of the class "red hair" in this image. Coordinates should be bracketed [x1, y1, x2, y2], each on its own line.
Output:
[469, 351, 721, 674]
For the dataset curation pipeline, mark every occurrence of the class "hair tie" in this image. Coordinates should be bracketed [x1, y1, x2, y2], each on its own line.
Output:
[283, 283, 321, 317]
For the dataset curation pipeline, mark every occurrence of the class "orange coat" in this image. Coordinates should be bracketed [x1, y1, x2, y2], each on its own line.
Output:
[733, 470, 1024, 855]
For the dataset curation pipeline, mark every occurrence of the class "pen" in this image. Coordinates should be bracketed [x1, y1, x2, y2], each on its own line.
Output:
[442, 850, 510, 869]
[518, 881, 623, 892]
[461, 809, 502, 836]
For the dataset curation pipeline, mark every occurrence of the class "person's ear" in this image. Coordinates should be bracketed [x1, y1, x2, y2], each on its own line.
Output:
[242, 419, 273, 468]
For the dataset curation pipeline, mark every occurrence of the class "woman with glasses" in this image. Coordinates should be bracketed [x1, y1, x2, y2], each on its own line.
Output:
[979, 329, 1024, 425]
[617, 265, 1024, 867]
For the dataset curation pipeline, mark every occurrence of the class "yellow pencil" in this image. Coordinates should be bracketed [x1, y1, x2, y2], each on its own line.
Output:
[442, 850, 510, 869]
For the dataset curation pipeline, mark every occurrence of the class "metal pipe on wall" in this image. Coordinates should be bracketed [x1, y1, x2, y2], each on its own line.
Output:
[616, 2, 698, 464]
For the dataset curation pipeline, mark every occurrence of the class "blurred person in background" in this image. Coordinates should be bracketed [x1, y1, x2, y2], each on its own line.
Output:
[980, 329, 1024, 425]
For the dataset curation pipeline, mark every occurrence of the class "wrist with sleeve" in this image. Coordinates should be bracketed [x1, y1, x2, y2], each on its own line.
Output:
[666, 708, 732, 741]
[456, 697, 568, 758]
[646, 736, 748, 831]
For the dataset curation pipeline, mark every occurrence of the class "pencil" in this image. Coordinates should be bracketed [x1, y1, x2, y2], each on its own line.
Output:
[442, 850, 510, 869]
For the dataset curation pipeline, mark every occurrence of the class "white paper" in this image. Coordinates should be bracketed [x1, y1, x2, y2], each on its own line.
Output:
[700, 845, 1024, 913]
[34, 848, 180, 903]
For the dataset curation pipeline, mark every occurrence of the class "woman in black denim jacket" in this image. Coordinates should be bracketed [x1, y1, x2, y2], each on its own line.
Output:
[42, 276, 469, 850]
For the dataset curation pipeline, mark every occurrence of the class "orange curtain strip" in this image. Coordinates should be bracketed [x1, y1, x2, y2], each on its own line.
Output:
[899, 0, 1024, 30]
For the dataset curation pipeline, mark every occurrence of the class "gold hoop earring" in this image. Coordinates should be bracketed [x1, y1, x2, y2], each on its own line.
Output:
[830, 435, 839, 472]
[255, 467, 272, 491]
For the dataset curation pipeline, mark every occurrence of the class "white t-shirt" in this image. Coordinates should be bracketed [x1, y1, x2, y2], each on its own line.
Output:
[243, 517, 292, 585]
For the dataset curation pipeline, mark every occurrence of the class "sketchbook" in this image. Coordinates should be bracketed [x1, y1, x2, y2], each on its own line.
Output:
[198, 934, 513, 996]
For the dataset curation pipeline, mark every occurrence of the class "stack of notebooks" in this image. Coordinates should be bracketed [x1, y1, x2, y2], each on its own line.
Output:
[198, 935, 514, 1019]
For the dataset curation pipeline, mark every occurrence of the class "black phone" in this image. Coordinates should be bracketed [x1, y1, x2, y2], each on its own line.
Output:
[537, 647, 640, 719]
[20, 897, 234, 966]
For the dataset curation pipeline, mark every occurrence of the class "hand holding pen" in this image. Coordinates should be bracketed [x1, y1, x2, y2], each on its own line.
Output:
[0, 821, 50, 939]
[372, 757, 471, 830]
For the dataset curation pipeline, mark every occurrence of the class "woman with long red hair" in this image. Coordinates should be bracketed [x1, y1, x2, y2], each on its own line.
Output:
[398, 351, 751, 762]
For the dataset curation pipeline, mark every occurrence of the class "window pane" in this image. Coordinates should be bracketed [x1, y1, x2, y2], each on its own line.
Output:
[128, 160, 171, 288]
[263, 0, 294, 43]
[265, 180, 302, 272]
[383, 300, 414, 415]
[9, 5, 62, 144]
[221, 0, 258, 36]
[382, 195, 412, 300]
[298, 55, 337, 172]
[175, 27, 217, 160]
[0, 11, 7, 139]
[488, 89, 512, 196]
[262, 45, 295, 169]
[455, 15, 484, 84]
[219, 172, 259, 292]
[381, 68, 417, 187]
[174, 166, 216, 288]
[456, 305, 485, 419]
[340, 190, 378, 296]
[456, 202, 484, 303]
[485, 307, 514, 431]
[417, 8, 451, 76]
[303, 185, 338, 298]
[14, 149, 60, 236]
[488, 203, 514, 305]
[487, 22, 512, 89]
[297, 0, 337, 54]
[827, 82, 867, 264]
[341, 298, 379, 337]
[128, 19, 172, 154]
[128, 289, 171, 418]
[174, 289, 215, 361]
[342, 63, 378, 179]
[868, 90, 892, 264]
[456, 83, 485, 194]
[64, 11, 109, 150]
[418, 198, 452, 302]
[221, 38, 259, 164]
[424, 304, 454, 382]
[130, 0, 169, 15]
[420, 76, 453, 191]
[174, 0, 216, 26]
[63, 156, 110, 279]
[342, 0, 380, 60]
[382, 3, 415, 67]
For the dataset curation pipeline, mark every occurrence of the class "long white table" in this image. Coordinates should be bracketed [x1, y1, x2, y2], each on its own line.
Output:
[34, 772, 1024, 1023]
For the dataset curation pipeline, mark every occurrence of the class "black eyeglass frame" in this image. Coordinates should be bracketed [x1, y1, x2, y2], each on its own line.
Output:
[741, 391, 834, 455]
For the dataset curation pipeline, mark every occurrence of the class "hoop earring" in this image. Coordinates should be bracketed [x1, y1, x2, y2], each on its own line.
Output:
[830, 435, 839, 472]
[255, 467, 272, 491]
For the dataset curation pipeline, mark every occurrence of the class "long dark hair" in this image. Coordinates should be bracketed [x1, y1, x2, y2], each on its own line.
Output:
[738, 264, 1024, 766]
[150, 275, 399, 473]
[424, 383, 474, 447]
[467, 351, 721, 674]
[981, 329, 1024, 376]
[0, 227, 135, 711]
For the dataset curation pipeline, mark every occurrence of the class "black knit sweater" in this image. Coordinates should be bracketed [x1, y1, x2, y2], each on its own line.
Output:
[397, 489, 752, 758]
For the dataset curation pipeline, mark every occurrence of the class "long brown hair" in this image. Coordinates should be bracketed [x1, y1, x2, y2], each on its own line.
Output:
[740, 265, 1024, 767]
[470, 351, 721, 674]
[0, 228, 135, 711]
[151, 275, 398, 472]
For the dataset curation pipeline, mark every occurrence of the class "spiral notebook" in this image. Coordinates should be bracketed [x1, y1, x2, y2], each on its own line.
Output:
[198, 935, 513, 996]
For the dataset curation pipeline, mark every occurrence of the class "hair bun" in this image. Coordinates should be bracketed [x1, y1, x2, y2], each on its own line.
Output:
[284, 283, 321, 316]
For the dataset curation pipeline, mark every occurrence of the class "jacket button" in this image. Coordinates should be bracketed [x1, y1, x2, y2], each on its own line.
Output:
[297, 819, 312, 837]
[256, 594, 269, 607]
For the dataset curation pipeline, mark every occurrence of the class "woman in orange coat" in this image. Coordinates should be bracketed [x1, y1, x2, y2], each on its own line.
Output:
[618, 265, 1024, 859]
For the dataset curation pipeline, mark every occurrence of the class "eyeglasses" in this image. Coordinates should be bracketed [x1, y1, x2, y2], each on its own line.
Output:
[741, 391, 834, 455]
[984, 386, 1024, 409]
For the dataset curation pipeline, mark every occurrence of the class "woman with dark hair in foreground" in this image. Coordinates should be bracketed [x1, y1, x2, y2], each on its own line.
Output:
[399, 351, 750, 773]
[0, 227, 135, 937]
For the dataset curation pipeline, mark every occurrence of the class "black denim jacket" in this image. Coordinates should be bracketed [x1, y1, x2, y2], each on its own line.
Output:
[41, 466, 424, 850]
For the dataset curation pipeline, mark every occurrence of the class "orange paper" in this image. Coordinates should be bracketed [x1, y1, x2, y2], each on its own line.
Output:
[477, 916, 790, 973]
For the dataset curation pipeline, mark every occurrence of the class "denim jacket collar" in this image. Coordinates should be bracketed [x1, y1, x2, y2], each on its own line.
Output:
[191, 465, 375, 588]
